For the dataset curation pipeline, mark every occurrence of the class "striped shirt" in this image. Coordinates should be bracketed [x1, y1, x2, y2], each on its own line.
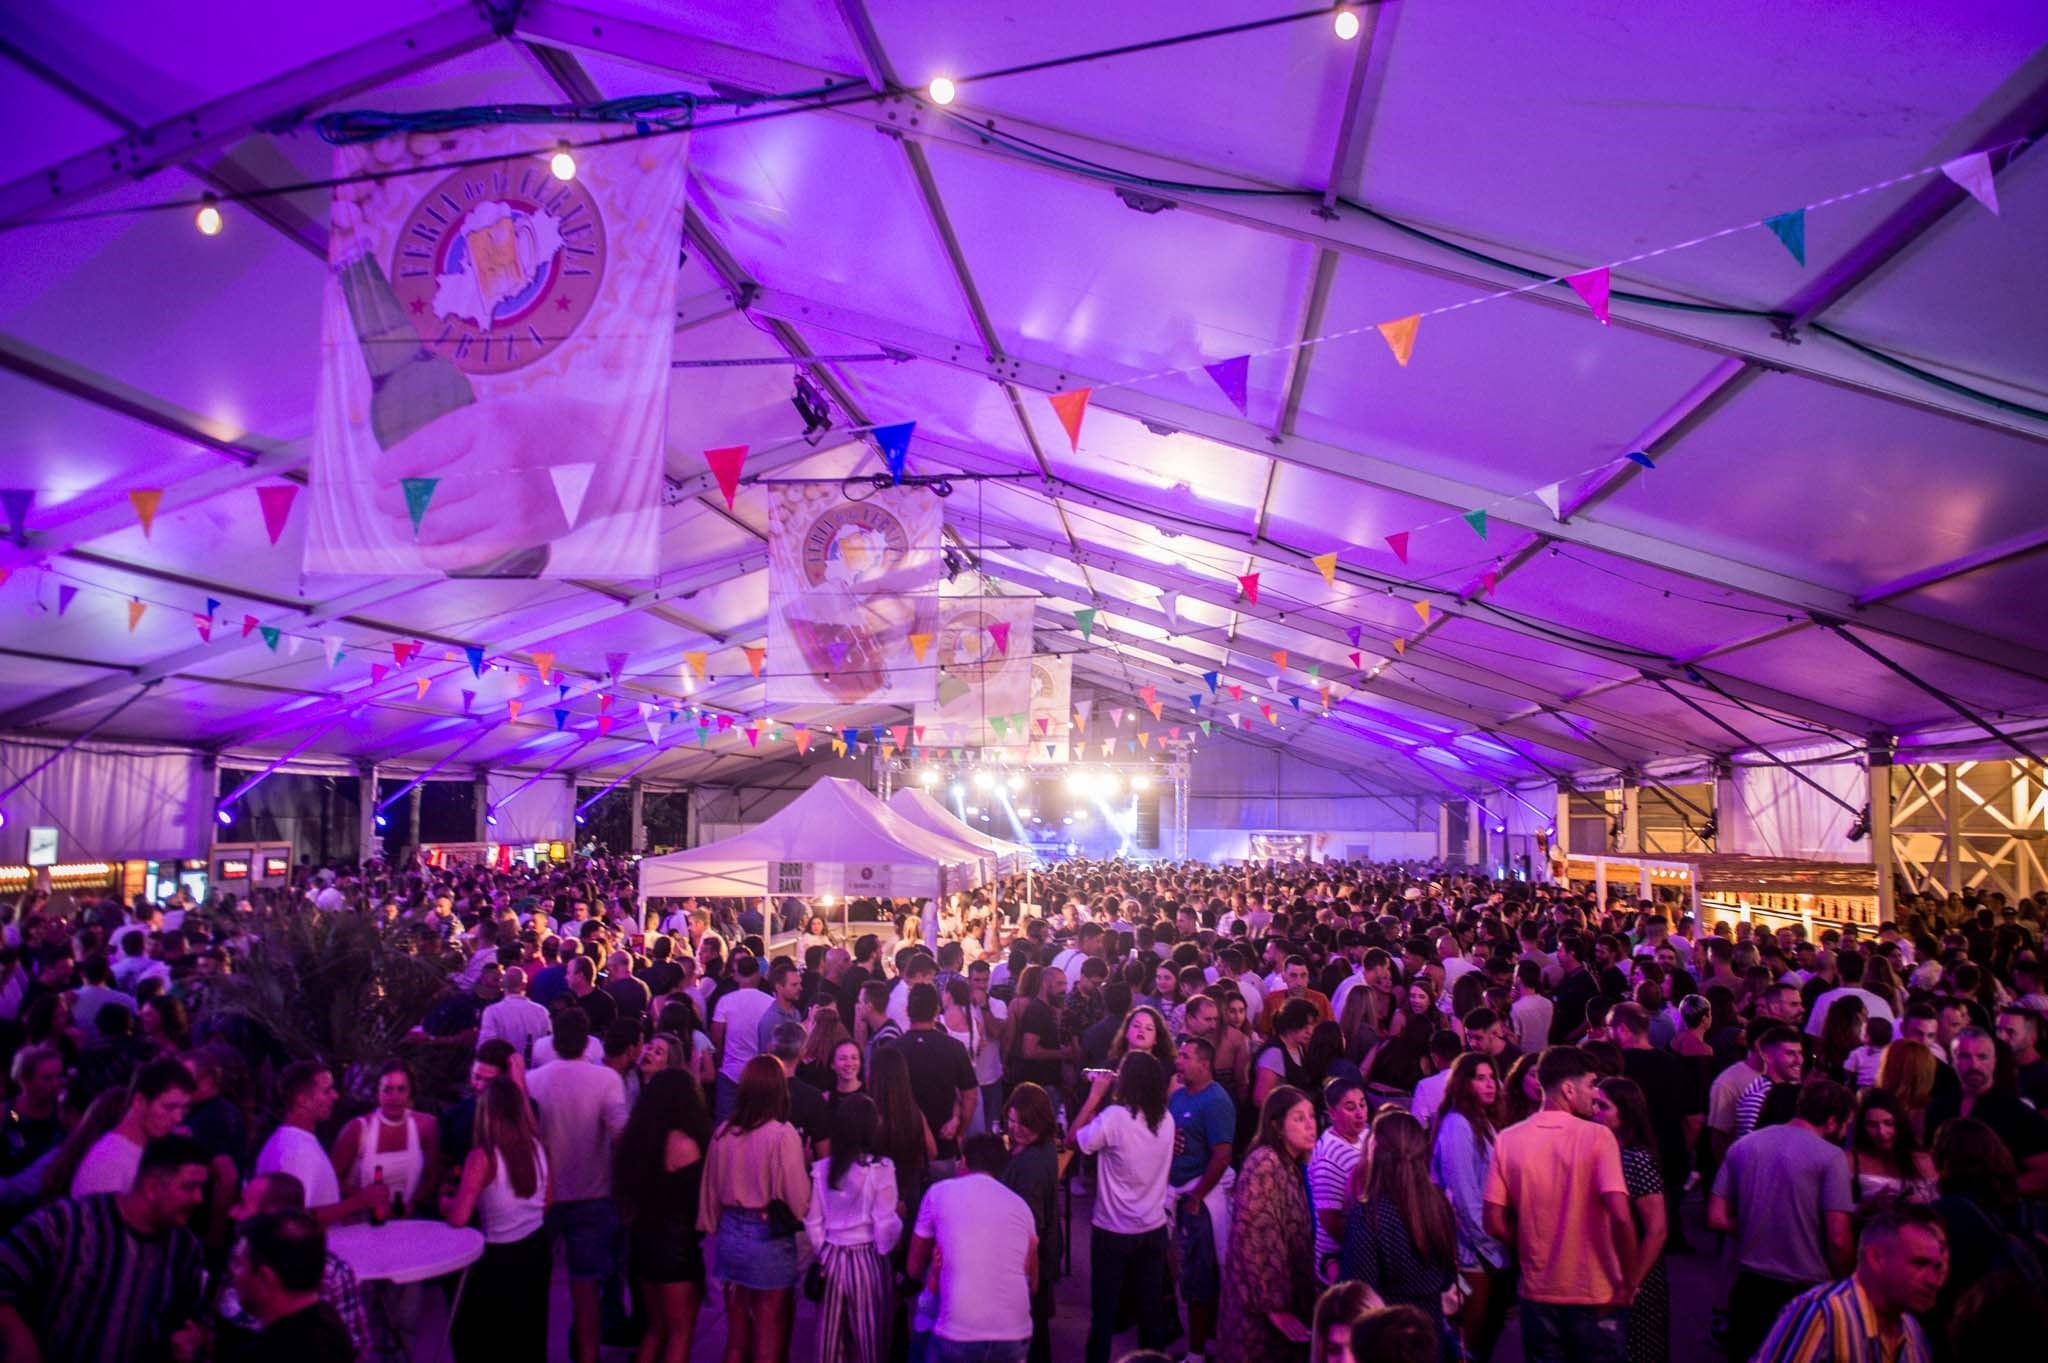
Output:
[1754, 1276, 1930, 1363]
[0, 1194, 207, 1363]
[1735, 1074, 1782, 1140]
[1307, 1128, 1365, 1264]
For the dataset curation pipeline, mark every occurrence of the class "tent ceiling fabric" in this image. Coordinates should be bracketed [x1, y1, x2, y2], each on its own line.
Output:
[2, 0, 2045, 803]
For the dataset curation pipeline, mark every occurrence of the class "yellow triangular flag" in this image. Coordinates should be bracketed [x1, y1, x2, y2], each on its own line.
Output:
[1393, 637, 1406, 655]
[909, 633, 933, 663]
[1311, 551, 1338, 585]
[1413, 599, 1432, 625]
[129, 489, 163, 537]
[684, 651, 708, 680]
[1378, 314, 1420, 367]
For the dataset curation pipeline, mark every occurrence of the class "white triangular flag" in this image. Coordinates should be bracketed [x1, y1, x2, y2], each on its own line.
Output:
[1160, 591, 1180, 633]
[286, 634, 304, 657]
[646, 721, 664, 744]
[1941, 152, 2000, 215]
[324, 635, 342, 668]
[1534, 482, 1563, 520]
[551, 463, 597, 527]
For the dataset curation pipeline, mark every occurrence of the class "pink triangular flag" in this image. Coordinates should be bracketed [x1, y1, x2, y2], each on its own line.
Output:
[1203, 355, 1250, 413]
[987, 621, 1011, 656]
[550, 464, 595, 527]
[1566, 268, 1611, 324]
[193, 613, 212, 643]
[1941, 152, 2000, 215]
[1479, 569, 1499, 595]
[1237, 573, 1260, 604]
[744, 726, 759, 748]
[1227, 684, 1243, 701]
[1385, 531, 1409, 564]
[371, 662, 388, 684]
[1036, 716, 1050, 735]
[702, 446, 748, 508]
[1047, 388, 1091, 451]
[256, 485, 298, 545]
[241, 613, 259, 638]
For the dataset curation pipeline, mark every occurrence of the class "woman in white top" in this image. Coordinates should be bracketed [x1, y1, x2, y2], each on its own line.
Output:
[1070, 1051, 1177, 1363]
[444, 1075, 551, 1363]
[803, 1095, 901, 1363]
[331, 1060, 440, 1217]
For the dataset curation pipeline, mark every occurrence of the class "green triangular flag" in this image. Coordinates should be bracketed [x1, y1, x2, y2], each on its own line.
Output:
[400, 477, 438, 536]
[258, 625, 281, 652]
[1462, 509, 1488, 539]
[990, 715, 1009, 739]
[1307, 662, 1320, 679]
[1074, 607, 1097, 639]
[1200, 720, 1212, 735]
[1764, 209, 1806, 266]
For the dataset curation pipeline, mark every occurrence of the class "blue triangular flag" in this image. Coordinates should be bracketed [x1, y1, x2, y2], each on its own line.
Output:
[1764, 209, 1806, 266]
[1291, 695, 1302, 710]
[1189, 695, 1202, 712]
[205, 597, 221, 617]
[1203, 355, 1250, 414]
[872, 422, 916, 484]
[1202, 670, 1220, 693]
[464, 646, 485, 677]
[554, 708, 569, 731]
[1625, 450, 1657, 469]
[842, 727, 860, 749]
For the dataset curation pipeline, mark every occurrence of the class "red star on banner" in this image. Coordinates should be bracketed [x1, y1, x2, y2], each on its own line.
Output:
[555, 296, 573, 312]
[407, 298, 425, 314]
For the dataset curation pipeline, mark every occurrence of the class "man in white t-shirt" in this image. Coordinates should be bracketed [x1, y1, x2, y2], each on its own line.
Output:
[908, 1134, 1038, 1359]
[72, 1058, 196, 1196]
[254, 1062, 386, 1225]
[479, 966, 552, 1061]
[1804, 954, 1896, 1036]
[709, 956, 774, 1122]
[312, 872, 347, 913]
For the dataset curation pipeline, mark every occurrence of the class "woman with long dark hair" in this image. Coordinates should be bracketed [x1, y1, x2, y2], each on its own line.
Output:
[1431, 1053, 1510, 1362]
[1072, 1051, 1176, 1363]
[1594, 1076, 1668, 1363]
[803, 1095, 900, 1363]
[1219, 1085, 1319, 1363]
[1341, 1110, 1456, 1353]
[1254, 999, 1319, 1108]
[866, 1045, 934, 1251]
[1816, 995, 1868, 1086]
[445, 1076, 550, 1363]
[696, 1055, 810, 1363]
[1002, 1084, 1064, 1363]
[1847, 1088, 1936, 1205]
[614, 1070, 711, 1363]
[1501, 1052, 1544, 1126]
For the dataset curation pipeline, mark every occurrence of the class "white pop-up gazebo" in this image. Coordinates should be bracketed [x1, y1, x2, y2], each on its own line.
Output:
[887, 788, 1037, 880]
[637, 776, 981, 902]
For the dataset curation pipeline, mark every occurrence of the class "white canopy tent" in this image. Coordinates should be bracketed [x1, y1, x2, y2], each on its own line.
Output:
[636, 775, 978, 901]
[887, 787, 1036, 878]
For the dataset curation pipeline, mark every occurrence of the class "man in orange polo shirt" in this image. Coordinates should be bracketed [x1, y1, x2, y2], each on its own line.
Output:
[1255, 955, 1332, 1036]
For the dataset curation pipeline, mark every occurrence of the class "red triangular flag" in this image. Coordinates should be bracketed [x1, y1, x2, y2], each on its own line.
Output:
[1567, 267, 1612, 324]
[256, 485, 298, 546]
[1227, 684, 1243, 702]
[193, 613, 212, 643]
[702, 446, 748, 509]
[1047, 388, 1091, 451]
[1237, 573, 1260, 604]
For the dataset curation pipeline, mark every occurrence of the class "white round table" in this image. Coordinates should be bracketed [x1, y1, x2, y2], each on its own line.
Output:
[329, 1220, 485, 1284]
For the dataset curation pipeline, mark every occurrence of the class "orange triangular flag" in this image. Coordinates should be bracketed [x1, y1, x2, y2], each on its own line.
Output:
[128, 598, 147, 631]
[532, 651, 555, 684]
[508, 699, 522, 721]
[1047, 388, 1092, 451]
[1377, 315, 1420, 367]
[1413, 599, 1433, 625]
[1148, 700, 1163, 720]
[909, 633, 933, 663]
[684, 651, 708, 680]
[129, 489, 163, 537]
[1311, 551, 1338, 585]
[793, 730, 814, 755]
[415, 676, 430, 699]
[1393, 638, 1406, 655]
[1270, 650, 1288, 672]
[743, 645, 766, 677]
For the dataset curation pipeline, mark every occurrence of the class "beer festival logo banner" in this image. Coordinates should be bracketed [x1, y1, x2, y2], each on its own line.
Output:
[305, 125, 685, 577]
[915, 591, 1035, 751]
[764, 484, 942, 707]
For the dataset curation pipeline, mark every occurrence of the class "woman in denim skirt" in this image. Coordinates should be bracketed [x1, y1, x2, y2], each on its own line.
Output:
[697, 1055, 811, 1363]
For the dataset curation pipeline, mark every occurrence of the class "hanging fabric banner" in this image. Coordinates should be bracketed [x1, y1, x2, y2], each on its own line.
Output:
[307, 123, 686, 578]
[766, 483, 940, 705]
[914, 590, 1035, 751]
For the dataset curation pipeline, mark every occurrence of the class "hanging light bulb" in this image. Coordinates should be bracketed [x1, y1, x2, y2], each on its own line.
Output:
[195, 196, 223, 236]
[549, 144, 577, 181]
[1334, 6, 1362, 40]
[928, 76, 957, 106]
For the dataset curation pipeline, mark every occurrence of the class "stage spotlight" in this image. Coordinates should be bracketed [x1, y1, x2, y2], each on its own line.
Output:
[1064, 771, 1087, 795]
[972, 770, 994, 791]
[1131, 774, 1152, 792]
[486, 806, 500, 827]
[1006, 773, 1025, 794]
[919, 768, 939, 788]
[215, 806, 235, 826]
[949, 783, 965, 799]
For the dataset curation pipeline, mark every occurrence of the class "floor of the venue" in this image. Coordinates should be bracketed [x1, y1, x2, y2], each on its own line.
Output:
[391, 1191, 1726, 1363]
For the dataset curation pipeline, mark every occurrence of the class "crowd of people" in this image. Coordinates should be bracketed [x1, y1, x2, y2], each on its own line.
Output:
[1, 850, 2047, 1363]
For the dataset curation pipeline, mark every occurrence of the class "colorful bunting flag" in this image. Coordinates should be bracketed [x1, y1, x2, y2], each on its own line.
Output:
[1199, 720, 1211, 735]
[716, 714, 733, 732]
[415, 676, 430, 699]
[1159, 592, 1180, 633]
[1346, 625, 1363, 648]
[1137, 731, 1151, 748]
[1625, 450, 1656, 469]
[240, 614, 258, 638]
[508, 699, 522, 722]
[128, 598, 146, 631]
[0, 490, 32, 543]
[701, 446, 747, 508]
[400, 477, 438, 536]
[987, 621, 1011, 656]
[793, 730, 813, 755]
[1074, 700, 1093, 729]
[1764, 209, 1806, 265]
[533, 651, 556, 684]
[1535, 483, 1564, 520]
[547, 463, 595, 528]
[205, 598, 221, 618]
[908, 632, 933, 664]
[1189, 694, 1202, 712]
[461, 689, 476, 713]
[1137, 686, 1157, 707]
[464, 646, 485, 677]
[1393, 638, 1406, 655]
[1566, 267, 1611, 324]
[1311, 551, 1338, 585]
[370, 662, 387, 684]
[1147, 700, 1163, 721]
[1202, 670, 1220, 693]
[1226, 684, 1243, 701]
[872, 422, 916, 484]
[193, 613, 212, 643]
[1479, 568, 1499, 595]
[1941, 151, 2000, 215]
[324, 635, 342, 667]
[1204, 355, 1250, 414]
[743, 645, 766, 677]
[554, 708, 569, 731]
[744, 726, 760, 748]
[1073, 607, 1097, 639]
[1377, 314, 1421, 367]
[1047, 389, 1091, 451]
[990, 716, 1009, 739]
[129, 489, 163, 537]
[1413, 599, 1433, 625]
[256, 485, 298, 545]
[1385, 532, 1409, 565]
[683, 651, 708, 680]
[57, 584, 77, 616]
[1270, 650, 1288, 672]
[604, 651, 628, 687]
[1237, 573, 1260, 605]
[1111, 707, 1126, 728]
[1463, 509, 1488, 539]
[1348, 651, 1362, 667]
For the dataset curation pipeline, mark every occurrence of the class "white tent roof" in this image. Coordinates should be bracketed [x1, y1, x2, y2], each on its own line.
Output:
[637, 775, 976, 898]
[887, 787, 1037, 866]
[1, 2, 2044, 809]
